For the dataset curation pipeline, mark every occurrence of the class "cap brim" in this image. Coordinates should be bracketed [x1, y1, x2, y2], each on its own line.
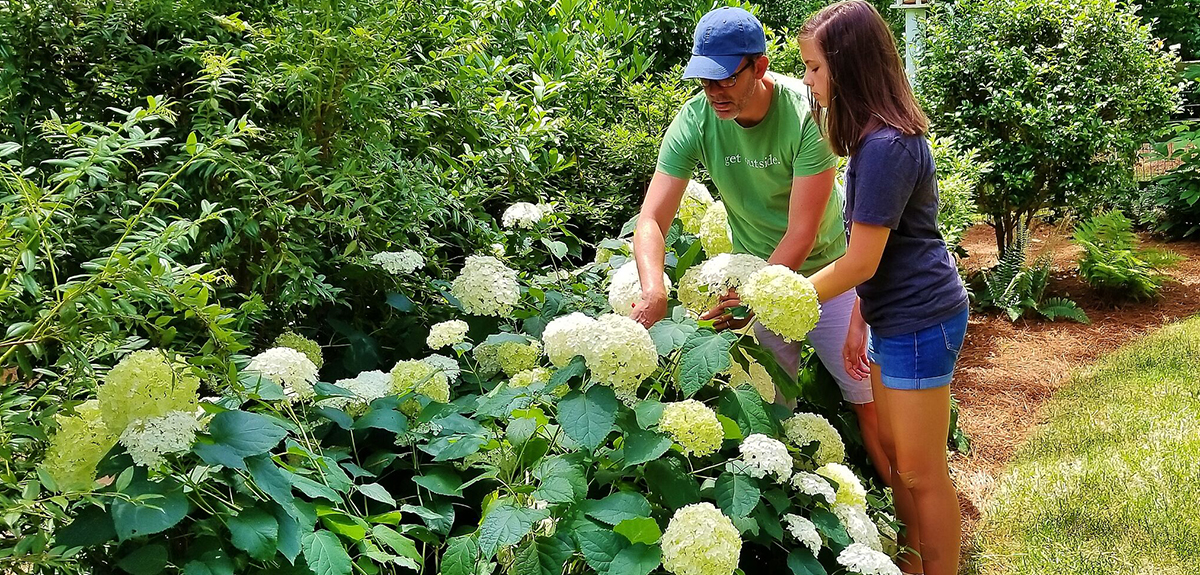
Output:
[682, 54, 745, 80]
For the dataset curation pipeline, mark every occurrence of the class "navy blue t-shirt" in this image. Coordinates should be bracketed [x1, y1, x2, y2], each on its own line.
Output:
[844, 127, 968, 337]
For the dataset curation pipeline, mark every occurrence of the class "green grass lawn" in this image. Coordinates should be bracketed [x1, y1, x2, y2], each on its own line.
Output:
[970, 316, 1200, 575]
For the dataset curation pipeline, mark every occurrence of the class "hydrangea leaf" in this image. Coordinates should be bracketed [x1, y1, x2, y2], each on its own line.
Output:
[787, 548, 827, 575]
[227, 507, 279, 561]
[582, 491, 651, 525]
[116, 544, 167, 575]
[621, 429, 672, 467]
[301, 530, 352, 575]
[111, 473, 189, 541]
[207, 410, 287, 458]
[439, 535, 480, 575]
[557, 386, 618, 451]
[351, 408, 407, 433]
[372, 525, 423, 570]
[648, 317, 698, 356]
[809, 508, 851, 547]
[718, 386, 778, 437]
[477, 502, 549, 558]
[714, 472, 761, 518]
[678, 330, 737, 397]
[609, 543, 661, 575]
[412, 467, 464, 497]
[643, 457, 700, 510]
[533, 455, 587, 504]
[573, 522, 629, 573]
[613, 517, 662, 545]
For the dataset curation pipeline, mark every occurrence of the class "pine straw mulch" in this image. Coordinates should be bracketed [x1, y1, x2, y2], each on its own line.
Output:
[951, 222, 1200, 570]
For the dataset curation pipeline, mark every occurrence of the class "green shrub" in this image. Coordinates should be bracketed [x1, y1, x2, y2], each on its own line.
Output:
[1140, 121, 1200, 237]
[919, 0, 1183, 254]
[1074, 210, 1183, 300]
[931, 136, 991, 254]
[971, 226, 1089, 323]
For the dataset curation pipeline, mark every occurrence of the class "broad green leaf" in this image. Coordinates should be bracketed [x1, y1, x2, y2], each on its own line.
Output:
[372, 525, 422, 570]
[117, 544, 167, 575]
[431, 435, 488, 462]
[272, 503, 302, 564]
[613, 517, 662, 545]
[633, 400, 664, 428]
[678, 331, 737, 397]
[787, 548, 828, 575]
[532, 456, 587, 504]
[622, 429, 672, 467]
[301, 530, 352, 575]
[718, 385, 777, 436]
[643, 457, 700, 510]
[506, 417, 538, 446]
[321, 512, 368, 541]
[208, 410, 287, 458]
[573, 522, 628, 573]
[246, 455, 296, 514]
[112, 474, 189, 541]
[809, 508, 851, 547]
[439, 535, 479, 575]
[358, 483, 396, 506]
[55, 505, 116, 547]
[648, 317, 697, 356]
[609, 543, 661, 575]
[714, 472, 760, 518]
[548, 355, 587, 389]
[412, 467, 463, 497]
[228, 507, 279, 561]
[352, 408, 407, 433]
[477, 502, 548, 558]
[582, 491, 651, 525]
[557, 386, 618, 451]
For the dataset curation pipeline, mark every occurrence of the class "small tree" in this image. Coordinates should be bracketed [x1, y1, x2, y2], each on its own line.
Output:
[918, 0, 1182, 254]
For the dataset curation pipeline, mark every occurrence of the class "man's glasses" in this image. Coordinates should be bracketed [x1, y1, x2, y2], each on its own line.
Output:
[697, 60, 755, 89]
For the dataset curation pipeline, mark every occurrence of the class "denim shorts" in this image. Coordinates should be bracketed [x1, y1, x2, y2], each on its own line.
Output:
[867, 307, 968, 390]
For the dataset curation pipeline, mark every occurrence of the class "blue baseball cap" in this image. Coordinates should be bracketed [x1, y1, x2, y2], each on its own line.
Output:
[682, 7, 767, 80]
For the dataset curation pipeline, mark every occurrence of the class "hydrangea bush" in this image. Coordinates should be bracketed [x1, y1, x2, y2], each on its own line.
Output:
[31, 189, 900, 575]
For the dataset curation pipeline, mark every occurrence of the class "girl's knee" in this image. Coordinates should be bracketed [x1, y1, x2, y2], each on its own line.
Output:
[895, 466, 951, 495]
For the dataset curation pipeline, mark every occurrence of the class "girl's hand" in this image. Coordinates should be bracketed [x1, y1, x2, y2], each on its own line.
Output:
[843, 314, 870, 381]
[701, 289, 754, 331]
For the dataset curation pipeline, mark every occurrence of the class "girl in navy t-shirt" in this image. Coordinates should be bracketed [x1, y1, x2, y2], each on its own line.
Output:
[798, 2, 969, 575]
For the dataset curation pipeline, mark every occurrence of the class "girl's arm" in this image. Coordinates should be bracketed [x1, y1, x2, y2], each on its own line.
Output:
[808, 221, 890, 302]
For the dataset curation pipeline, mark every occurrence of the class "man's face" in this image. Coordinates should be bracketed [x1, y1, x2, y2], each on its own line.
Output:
[702, 56, 763, 120]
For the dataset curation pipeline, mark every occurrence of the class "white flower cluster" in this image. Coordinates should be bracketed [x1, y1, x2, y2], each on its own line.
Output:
[451, 255, 520, 317]
[791, 471, 837, 504]
[783, 412, 846, 465]
[582, 314, 658, 399]
[319, 370, 392, 412]
[661, 503, 742, 575]
[677, 253, 767, 314]
[473, 339, 541, 377]
[421, 354, 461, 382]
[427, 320, 470, 349]
[119, 410, 202, 467]
[607, 259, 671, 315]
[834, 503, 884, 552]
[740, 265, 822, 343]
[501, 202, 550, 228]
[247, 347, 320, 401]
[817, 462, 868, 509]
[738, 433, 793, 482]
[542, 313, 595, 367]
[698, 201, 733, 255]
[371, 249, 425, 275]
[727, 357, 776, 402]
[510, 367, 551, 388]
[678, 179, 715, 235]
[658, 399, 724, 456]
[837, 543, 901, 575]
[783, 513, 823, 555]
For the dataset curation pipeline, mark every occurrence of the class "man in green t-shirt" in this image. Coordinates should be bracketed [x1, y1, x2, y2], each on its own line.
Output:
[629, 6, 888, 480]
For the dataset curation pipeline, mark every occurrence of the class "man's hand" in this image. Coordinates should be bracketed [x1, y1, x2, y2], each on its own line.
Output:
[700, 289, 754, 331]
[631, 290, 668, 329]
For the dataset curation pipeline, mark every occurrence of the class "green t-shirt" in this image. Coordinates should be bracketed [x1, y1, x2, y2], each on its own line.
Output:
[656, 73, 845, 276]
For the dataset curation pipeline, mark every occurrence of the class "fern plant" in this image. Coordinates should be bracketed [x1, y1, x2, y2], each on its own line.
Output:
[1073, 210, 1183, 300]
[971, 226, 1090, 323]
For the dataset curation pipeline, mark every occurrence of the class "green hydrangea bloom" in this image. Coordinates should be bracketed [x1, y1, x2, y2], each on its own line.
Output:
[97, 350, 200, 436]
[273, 331, 324, 369]
[44, 400, 118, 492]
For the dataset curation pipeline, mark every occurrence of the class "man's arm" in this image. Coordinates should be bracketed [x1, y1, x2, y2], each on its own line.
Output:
[630, 171, 690, 328]
[768, 167, 837, 269]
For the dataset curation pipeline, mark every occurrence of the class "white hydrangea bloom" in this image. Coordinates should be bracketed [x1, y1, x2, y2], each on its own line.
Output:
[837, 542, 901, 575]
[510, 367, 551, 388]
[583, 314, 659, 399]
[427, 320, 470, 349]
[783, 412, 846, 465]
[741, 265, 821, 343]
[661, 503, 742, 575]
[658, 399, 724, 456]
[607, 259, 672, 315]
[678, 179, 716, 235]
[783, 514, 822, 555]
[119, 410, 201, 467]
[422, 354, 461, 382]
[371, 249, 425, 275]
[676, 253, 768, 314]
[816, 462, 868, 509]
[451, 255, 520, 317]
[490, 243, 506, 257]
[738, 433, 793, 482]
[834, 503, 884, 552]
[247, 347, 320, 401]
[727, 357, 776, 402]
[791, 471, 837, 504]
[502, 202, 545, 228]
[319, 370, 393, 411]
[542, 313, 596, 367]
[698, 201, 733, 255]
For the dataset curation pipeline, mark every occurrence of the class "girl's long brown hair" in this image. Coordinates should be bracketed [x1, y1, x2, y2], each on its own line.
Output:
[799, 0, 928, 157]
